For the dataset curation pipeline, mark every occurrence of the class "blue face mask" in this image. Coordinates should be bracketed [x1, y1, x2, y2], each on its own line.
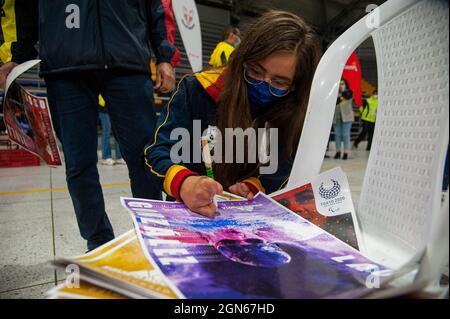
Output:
[246, 77, 289, 112]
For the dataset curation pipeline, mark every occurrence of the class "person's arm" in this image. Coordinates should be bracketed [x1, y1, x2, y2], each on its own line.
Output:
[360, 98, 368, 112]
[147, 0, 179, 67]
[144, 76, 222, 216]
[228, 176, 264, 200]
[258, 158, 293, 194]
[147, 0, 180, 93]
[0, 0, 38, 88]
[144, 76, 193, 188]
[229, 157, 293, 197]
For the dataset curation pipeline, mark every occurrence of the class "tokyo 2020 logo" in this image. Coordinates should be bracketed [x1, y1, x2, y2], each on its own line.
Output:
[318, 179, 341, 199]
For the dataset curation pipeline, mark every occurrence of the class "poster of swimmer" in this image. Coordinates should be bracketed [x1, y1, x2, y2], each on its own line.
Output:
[122, 194, 391, 299]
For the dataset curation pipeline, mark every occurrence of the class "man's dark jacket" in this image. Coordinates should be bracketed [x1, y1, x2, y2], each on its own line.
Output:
[3, 0, 179, 75]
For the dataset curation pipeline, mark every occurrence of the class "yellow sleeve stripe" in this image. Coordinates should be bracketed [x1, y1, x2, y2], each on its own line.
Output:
[144, 74, 192, 178]
[0, 42, 13, 63]
[277, 177, 290, 191]
[98, 95, 106, 107]
[243, 177, 265, 193]
[0, 0, 18, 63]
[163, 164, 187, 197]
[194, 69, 223, 90]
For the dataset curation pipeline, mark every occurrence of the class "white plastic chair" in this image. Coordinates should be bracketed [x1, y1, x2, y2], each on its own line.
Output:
[287, 0, 449, 290]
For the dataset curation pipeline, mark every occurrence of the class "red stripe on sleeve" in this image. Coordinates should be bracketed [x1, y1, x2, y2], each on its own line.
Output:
[171, 169, 199, 202]
[161, 0, 180, 67]
[242, 182, 259, 196]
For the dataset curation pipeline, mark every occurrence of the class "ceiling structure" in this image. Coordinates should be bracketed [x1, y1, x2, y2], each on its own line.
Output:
[195, 0, 383, 88]
[196, 0, 386, 42]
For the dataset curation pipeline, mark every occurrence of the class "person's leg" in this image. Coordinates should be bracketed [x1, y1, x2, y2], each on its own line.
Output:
[45, 74, 114, 251]
[354, 120, 368, 149]
[324, 138, 331, 158]
[367, 122, 375, 151]
[102, 70, 162, 199]
[98, 111, 112, 160]
[114, 139, 122, 160]
[342, 121, 352, 159]
[334, 123, 342, 158]
[443, 146, 449, 192]
[108, 120, 123, 162]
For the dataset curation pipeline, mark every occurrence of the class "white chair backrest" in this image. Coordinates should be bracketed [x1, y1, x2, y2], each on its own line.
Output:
[288, 0, 422, 187]
[287, 0, 449, 281]
[358, 0, 449, 271]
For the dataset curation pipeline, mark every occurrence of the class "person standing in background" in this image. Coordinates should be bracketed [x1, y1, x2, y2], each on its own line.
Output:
[98, 96, 124, 166]
[0, 0, 179, 251]
[333, 79, 354, 160]
[354, 89, 378, 151]
[209, 25, 241, 68]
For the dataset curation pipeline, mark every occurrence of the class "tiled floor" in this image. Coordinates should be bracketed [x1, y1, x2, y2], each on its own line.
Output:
[0, 145, 383, 299]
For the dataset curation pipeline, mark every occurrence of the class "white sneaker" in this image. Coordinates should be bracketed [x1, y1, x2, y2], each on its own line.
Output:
[100, 158, 115, 166]
[115, 158, 126, 165]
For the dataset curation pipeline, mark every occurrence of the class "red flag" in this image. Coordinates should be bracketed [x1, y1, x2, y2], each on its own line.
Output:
[342, 52, 362, 107]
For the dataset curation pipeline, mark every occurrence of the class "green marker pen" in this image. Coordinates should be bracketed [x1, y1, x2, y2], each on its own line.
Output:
[201, 136, 214, 180]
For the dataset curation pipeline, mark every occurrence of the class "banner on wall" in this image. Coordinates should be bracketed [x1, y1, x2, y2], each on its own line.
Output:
[172, 0, 203, 72]
[342, 52, 362, 107]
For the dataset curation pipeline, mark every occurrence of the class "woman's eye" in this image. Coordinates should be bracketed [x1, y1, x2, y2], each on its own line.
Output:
[273, 80, 289, 88]
[249, 68, 263, 77]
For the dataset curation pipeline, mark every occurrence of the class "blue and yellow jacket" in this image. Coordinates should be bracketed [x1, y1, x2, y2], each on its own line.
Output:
[144, 69, 293, 201]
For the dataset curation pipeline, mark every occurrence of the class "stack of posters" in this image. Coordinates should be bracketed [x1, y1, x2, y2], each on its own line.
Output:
[122, 193, 391, 299]
[50, 167, 435, 299]
[49, 168, 401, 299]
[49, 230, 177, 299]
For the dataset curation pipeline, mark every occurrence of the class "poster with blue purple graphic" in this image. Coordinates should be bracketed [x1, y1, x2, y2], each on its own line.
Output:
[121, 194, 391, 299]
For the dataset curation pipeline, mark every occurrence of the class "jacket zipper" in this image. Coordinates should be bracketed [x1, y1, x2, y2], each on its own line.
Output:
[96, 0, 107, 69]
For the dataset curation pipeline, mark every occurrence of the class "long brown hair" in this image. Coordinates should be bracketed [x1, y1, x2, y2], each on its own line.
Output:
[215, 10, 321, 188]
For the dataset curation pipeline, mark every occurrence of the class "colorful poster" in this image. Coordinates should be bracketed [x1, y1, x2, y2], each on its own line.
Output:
[122, 194, 392, 299]
[272, 167, 360, 249]
[51, 230, 178, 299]
[47, 280, 127, 299]
[2, 60, 62, 166]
